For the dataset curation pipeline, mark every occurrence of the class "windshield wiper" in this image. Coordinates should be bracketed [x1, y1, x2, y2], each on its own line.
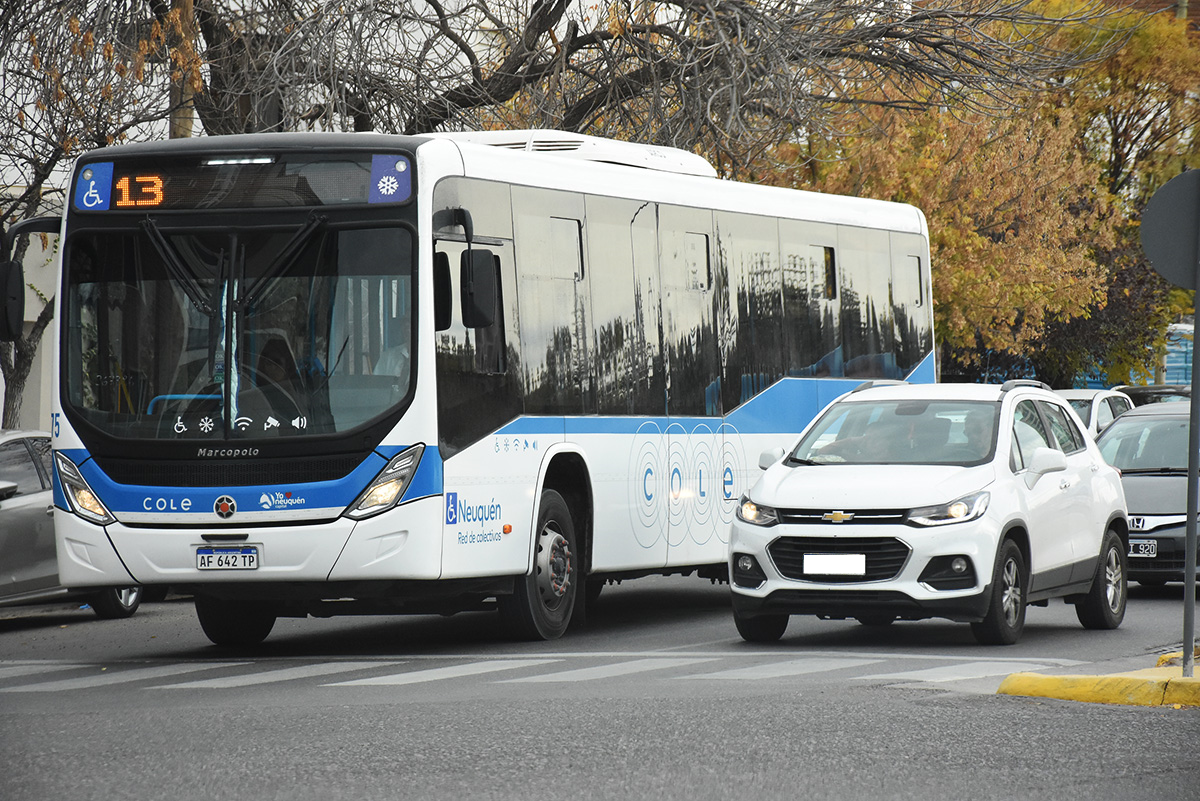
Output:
[787, 456, 818, 466]
[140, 217, 217, 317]
[240, 213, 326, 312]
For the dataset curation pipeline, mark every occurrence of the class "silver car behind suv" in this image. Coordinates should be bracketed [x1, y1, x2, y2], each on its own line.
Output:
[0, 429, 142, 617]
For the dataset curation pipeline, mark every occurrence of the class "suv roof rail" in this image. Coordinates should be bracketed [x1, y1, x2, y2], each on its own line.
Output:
[1000, 379, 1051, 393]
[851, 379, 908, 394]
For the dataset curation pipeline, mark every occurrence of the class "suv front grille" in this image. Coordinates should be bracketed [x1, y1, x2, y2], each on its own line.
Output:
[768, 536, 911, 583]
[778, 508, 907, 525]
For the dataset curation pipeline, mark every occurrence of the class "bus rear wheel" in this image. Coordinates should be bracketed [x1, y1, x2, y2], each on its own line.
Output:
[195, 595, 276, 647]
[499, 489, 579, 640]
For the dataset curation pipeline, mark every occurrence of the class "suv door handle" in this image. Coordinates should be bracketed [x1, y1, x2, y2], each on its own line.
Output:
[1059, 479, 1072, 490]
[45, 505, 55, 517]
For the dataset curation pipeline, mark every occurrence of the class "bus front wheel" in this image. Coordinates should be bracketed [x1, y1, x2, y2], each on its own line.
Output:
[499, 489, 579, 640]
[195, 595, 277, 647]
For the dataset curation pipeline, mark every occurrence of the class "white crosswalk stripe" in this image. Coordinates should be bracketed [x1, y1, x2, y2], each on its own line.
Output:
[854, 661, 1054, 683]
[0, 663, 88, 681]
[0, 655, 1076, 693]
[680, 657, 882, 680]
[0, 662, 247, 692]
[155, 661, 396, 689]
[328, 659, 559, 686]
[500, 657, 715, 683]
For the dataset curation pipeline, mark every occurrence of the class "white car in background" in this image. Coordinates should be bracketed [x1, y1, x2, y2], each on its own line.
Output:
[729, 381, 1129, 645]
[1054, 388, 1134, 438]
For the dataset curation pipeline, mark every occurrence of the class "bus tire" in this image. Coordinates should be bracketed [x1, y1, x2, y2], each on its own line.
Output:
[499, 489, 579, 640]
[195, 595, 276, 647]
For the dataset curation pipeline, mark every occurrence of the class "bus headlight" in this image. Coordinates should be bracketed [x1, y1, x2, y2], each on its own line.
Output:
[54, 452, 116, 526]
[344, 444, 424, 520]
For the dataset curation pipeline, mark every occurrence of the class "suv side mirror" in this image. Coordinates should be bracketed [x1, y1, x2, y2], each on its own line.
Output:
[460, 248, 497, 328]
[1024, 447, 1067, 488]
[759, 447, 786, 470]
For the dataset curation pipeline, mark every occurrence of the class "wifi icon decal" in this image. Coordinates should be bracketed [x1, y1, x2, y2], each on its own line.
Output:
[234, 417, 253, 431]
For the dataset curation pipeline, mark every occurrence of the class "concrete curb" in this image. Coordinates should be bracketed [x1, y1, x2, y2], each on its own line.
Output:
[997, 652, 1200, 708]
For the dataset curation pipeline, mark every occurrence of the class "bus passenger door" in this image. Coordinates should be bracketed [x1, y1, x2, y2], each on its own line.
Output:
[658, 204, 721, 567]
[584, 196, 669, 572]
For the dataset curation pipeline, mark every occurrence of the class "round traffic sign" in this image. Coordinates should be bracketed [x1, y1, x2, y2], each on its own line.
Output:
[1141, 169, 1200, 290]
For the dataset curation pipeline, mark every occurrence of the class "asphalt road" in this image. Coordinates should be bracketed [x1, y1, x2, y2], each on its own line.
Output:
[1, 577, 1197, 801]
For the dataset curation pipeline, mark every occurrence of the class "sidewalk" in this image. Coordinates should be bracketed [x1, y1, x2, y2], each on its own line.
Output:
[997, 648, 1200, 707]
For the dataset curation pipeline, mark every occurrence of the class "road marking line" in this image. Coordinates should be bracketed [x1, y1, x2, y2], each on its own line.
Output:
[0, 662, 247, 692]
[156, 661, 394, 689]
[501, 657, 716, 683]
[855, 661, 1054, 682]
[327, 659, 558, 686]
[680, 657, 882, 680]
[0, 663, 89, 681]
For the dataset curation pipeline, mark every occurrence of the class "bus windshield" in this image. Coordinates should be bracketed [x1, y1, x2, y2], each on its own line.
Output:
[63, 223, 414, 441]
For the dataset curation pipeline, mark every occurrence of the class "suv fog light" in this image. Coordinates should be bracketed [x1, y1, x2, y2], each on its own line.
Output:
[732, 552, 768, 588]
[918, 555, 977, 590]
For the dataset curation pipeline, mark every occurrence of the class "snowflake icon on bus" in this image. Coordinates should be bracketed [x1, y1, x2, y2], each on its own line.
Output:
[377, 175, 399, 196]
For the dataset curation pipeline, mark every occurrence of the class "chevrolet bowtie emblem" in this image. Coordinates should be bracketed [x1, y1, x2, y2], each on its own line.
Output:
[822, 510, 854, 523]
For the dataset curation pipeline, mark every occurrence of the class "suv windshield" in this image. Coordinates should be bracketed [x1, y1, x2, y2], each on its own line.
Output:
[64, 224, 414, 441]
[792, 399, 999, 465]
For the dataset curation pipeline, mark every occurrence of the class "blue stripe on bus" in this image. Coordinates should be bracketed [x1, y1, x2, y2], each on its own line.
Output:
[497, 360, 937, 438]
[61, 448, 389, 516]
[55, 444, 446, 517]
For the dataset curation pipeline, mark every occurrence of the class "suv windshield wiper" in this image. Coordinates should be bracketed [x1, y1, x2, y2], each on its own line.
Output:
[787, 456, 818, 466]
[1120, 467, 1187, 475]
[140, 217, 217, 317]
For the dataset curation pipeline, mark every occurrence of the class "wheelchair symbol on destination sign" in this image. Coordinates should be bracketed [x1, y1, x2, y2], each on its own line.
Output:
[81, 181, 104, 208]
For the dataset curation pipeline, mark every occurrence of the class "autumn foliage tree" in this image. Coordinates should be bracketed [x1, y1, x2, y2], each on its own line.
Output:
[775, 99, 1117, 381]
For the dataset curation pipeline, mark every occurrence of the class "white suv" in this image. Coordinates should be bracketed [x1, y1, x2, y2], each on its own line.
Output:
[729, 381, 1129, 645]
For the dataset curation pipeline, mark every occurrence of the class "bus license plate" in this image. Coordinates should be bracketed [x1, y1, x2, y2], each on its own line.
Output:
[197, 545, 259, 570]
[1128, 539, 1157, 558]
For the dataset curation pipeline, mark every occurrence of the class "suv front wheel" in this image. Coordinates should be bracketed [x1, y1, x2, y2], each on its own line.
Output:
[971, 540, 1027, 645]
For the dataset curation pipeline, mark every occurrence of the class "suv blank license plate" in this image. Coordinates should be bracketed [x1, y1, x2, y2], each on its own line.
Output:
[197, 545, 259, 570]
[1128, 539, 1157, 558]
[804, 553, 866, 575]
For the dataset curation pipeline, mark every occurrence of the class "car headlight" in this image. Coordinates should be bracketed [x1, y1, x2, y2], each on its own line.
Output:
[905, 491, 990, 527]
[344, 444, 424, 520]
[54, 452, 116, 526]
[737, 495, 780, 527]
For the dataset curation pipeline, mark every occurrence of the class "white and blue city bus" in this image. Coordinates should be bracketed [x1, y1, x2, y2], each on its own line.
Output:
[0, 130, 934, 645]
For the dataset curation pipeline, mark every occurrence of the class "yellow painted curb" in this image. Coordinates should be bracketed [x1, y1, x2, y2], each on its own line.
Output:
[997, 666, 1200, 708]
[1156, 647, 1200, 667]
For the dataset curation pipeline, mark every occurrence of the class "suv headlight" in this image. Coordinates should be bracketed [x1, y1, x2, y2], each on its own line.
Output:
[905, 491, 990, 527]
[737, 495, 779, 527]
[55, 452, 116, 526]
[344, 444, 424, 520]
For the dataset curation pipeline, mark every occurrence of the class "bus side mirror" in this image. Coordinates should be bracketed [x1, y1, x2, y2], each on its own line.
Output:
[460, 249, 497, 328]
[0, 260, 25, 341]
